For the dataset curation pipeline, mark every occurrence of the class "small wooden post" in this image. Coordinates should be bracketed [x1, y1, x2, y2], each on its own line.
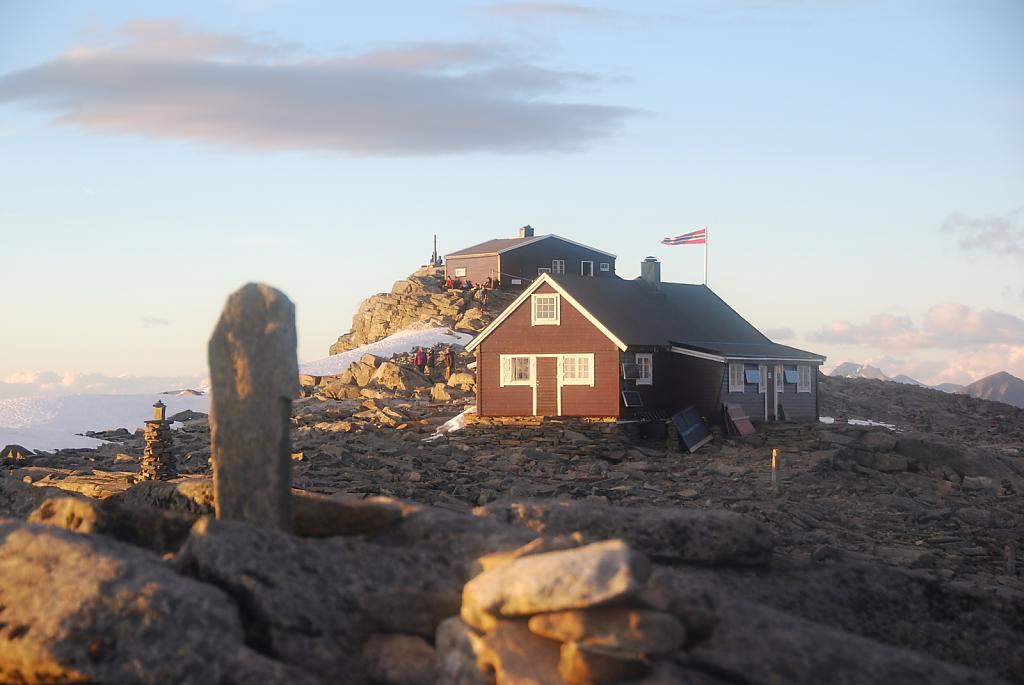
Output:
[771, 448, 779, 489]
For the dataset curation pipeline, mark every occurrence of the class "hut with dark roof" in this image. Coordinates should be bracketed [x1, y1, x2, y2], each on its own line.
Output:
[444, 225, 616, 287]
[465, 257, 825, 423]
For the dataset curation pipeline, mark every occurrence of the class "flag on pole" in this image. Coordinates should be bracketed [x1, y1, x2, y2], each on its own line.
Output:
[661, 227, 706, 245]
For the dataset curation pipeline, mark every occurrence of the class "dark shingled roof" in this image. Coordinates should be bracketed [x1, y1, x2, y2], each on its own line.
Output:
[446, 236, 541, 257]
[550, 274, 825, 361]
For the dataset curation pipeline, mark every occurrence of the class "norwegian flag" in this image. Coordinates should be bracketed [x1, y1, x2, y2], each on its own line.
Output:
[661, 227, 706, 245]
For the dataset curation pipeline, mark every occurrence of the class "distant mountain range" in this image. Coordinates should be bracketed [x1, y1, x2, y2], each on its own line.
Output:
[958, 371, 1024, 409]
[829, 362, 1024, 408]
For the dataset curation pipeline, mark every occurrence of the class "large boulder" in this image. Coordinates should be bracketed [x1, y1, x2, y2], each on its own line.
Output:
[175, 516, 461, 683]
[895, 433, 1024, 489]
[107, 477, 215, 515]
[689, 600, 1004, 685]
[0, 475, 82, 519]
[369, 362, 432, 392]
[477, 499, 775, 566]
[462, 540, 649, 631]
[0, 519, 310, 684]
[27, 496, 196, 554]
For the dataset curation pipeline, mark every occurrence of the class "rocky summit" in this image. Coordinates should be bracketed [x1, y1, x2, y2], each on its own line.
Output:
[1, 284, 1022, 684]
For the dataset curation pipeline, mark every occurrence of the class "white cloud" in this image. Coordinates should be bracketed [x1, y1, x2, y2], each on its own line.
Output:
[0, 370, 207, 399]
[0, 20, 635, 156]
[808, 303, 1024, 384]
[942, 205, 1024, 261]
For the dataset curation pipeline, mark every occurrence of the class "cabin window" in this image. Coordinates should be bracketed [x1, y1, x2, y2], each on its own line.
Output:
[454, 267, 467, 278]
[581, 261, 594, 276]
[784, 368, 800, 384]
[500, 355, 532, 386]
[798, 365, 813, 393]
[531, 294, 560, 325]
[537, 267, 551, 275]
[728, 363, 744, 393]
[743, 367, 760, 385]
[600, 262, 611, 272]
[561, 354, 594, 386]
[775, 365, 785, 393]
[552, 260, 565, 274]
[635, 353, 653, 385]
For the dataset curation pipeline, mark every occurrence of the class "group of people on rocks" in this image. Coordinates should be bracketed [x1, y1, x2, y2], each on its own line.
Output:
[414, 345, 455, 381]
[444, 275, 498, 291]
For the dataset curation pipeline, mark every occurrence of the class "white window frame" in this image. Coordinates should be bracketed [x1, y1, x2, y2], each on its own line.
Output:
[453, 267, 467, 278]
[728, 363, 744, 393]
[599, 262, 611, 272]
[537, 267, 551, 275]
[581, 260, 594, 276]
[798, 365, 813, 393]
[559, 354, 595, 387]
[531, 293, 560, 326]
[758, 363, 768, 394]
[635, 353, 653, 386]
[551, 259, 565, 274]
[499, 355, 533, 387]
[775, 364, 785, 394]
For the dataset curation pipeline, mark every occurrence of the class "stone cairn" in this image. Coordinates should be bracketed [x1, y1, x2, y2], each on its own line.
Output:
[139, 400, 177, 481]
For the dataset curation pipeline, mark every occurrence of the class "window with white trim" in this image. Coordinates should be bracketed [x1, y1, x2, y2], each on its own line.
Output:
[454, 267, 467, 277]
[500, 355, 532, 386]
[537, 267, 551, 275]
[561, 354, 594, 386]
[581, 261, 594, 276]
[784, 366, 800, 384]
[531, 294, 560, 325]
[758, 363, 767, 394]
[635, 353, 653, 385]
[551, 259, 565, 274]
[599, 262, 611, 272]
[775, 364, 785, 394]
[798, 365, 812, 393]
[728, 363, 744, 393]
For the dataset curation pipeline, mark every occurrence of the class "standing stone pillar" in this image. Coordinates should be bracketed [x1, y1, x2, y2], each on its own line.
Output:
[208, 283, 299, 531]
[140, 401, 177, 481]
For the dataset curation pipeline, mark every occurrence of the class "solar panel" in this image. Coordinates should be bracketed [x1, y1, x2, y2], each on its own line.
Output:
[621, 363, 641, 379]
[622, 391, 643, 407]
[784, 369, 800, 384]
[744, 369, 761, 384]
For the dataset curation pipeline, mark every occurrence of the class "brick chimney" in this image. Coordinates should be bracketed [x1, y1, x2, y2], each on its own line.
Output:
[518, 225, 534, 238]
[640, 256, 661, 289]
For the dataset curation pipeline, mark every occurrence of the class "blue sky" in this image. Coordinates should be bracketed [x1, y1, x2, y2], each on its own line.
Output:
[1, 0, 1022, 394]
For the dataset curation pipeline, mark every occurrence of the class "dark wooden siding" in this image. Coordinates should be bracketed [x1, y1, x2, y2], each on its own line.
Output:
[619, 349, 725, 422]
[477, 282, 620, 417]
[718, 360, 820, 422]
[445, 255, 499, 285]
[501, 237, 615, 285]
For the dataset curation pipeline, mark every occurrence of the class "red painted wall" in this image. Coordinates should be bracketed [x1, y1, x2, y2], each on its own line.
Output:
[478, 283, 621, 417]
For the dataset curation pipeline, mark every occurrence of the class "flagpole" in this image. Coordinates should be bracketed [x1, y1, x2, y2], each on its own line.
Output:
[704, 226, 708, 286]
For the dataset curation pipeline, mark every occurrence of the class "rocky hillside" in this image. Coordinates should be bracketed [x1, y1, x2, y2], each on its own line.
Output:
[958, 370, 1024, 409]
[328, 266, 515, 355]
[3, 365, 1023, 683]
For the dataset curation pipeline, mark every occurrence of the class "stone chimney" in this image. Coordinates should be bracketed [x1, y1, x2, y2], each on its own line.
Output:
[518, 225, 534, 238]
[640, 257, 661, 289]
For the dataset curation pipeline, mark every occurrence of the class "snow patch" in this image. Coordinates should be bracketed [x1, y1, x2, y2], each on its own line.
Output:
[423, 405, 476, 442]
[300, 328, 473, 378]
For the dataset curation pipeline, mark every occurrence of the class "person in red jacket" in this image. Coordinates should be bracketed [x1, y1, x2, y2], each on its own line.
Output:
[414, 347, 427, 374]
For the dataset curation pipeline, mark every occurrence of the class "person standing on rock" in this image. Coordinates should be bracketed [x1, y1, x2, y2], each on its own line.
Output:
[414, 347, 427, 374]
[424, 347, 435, 379]
[442, 346, 455, 380]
